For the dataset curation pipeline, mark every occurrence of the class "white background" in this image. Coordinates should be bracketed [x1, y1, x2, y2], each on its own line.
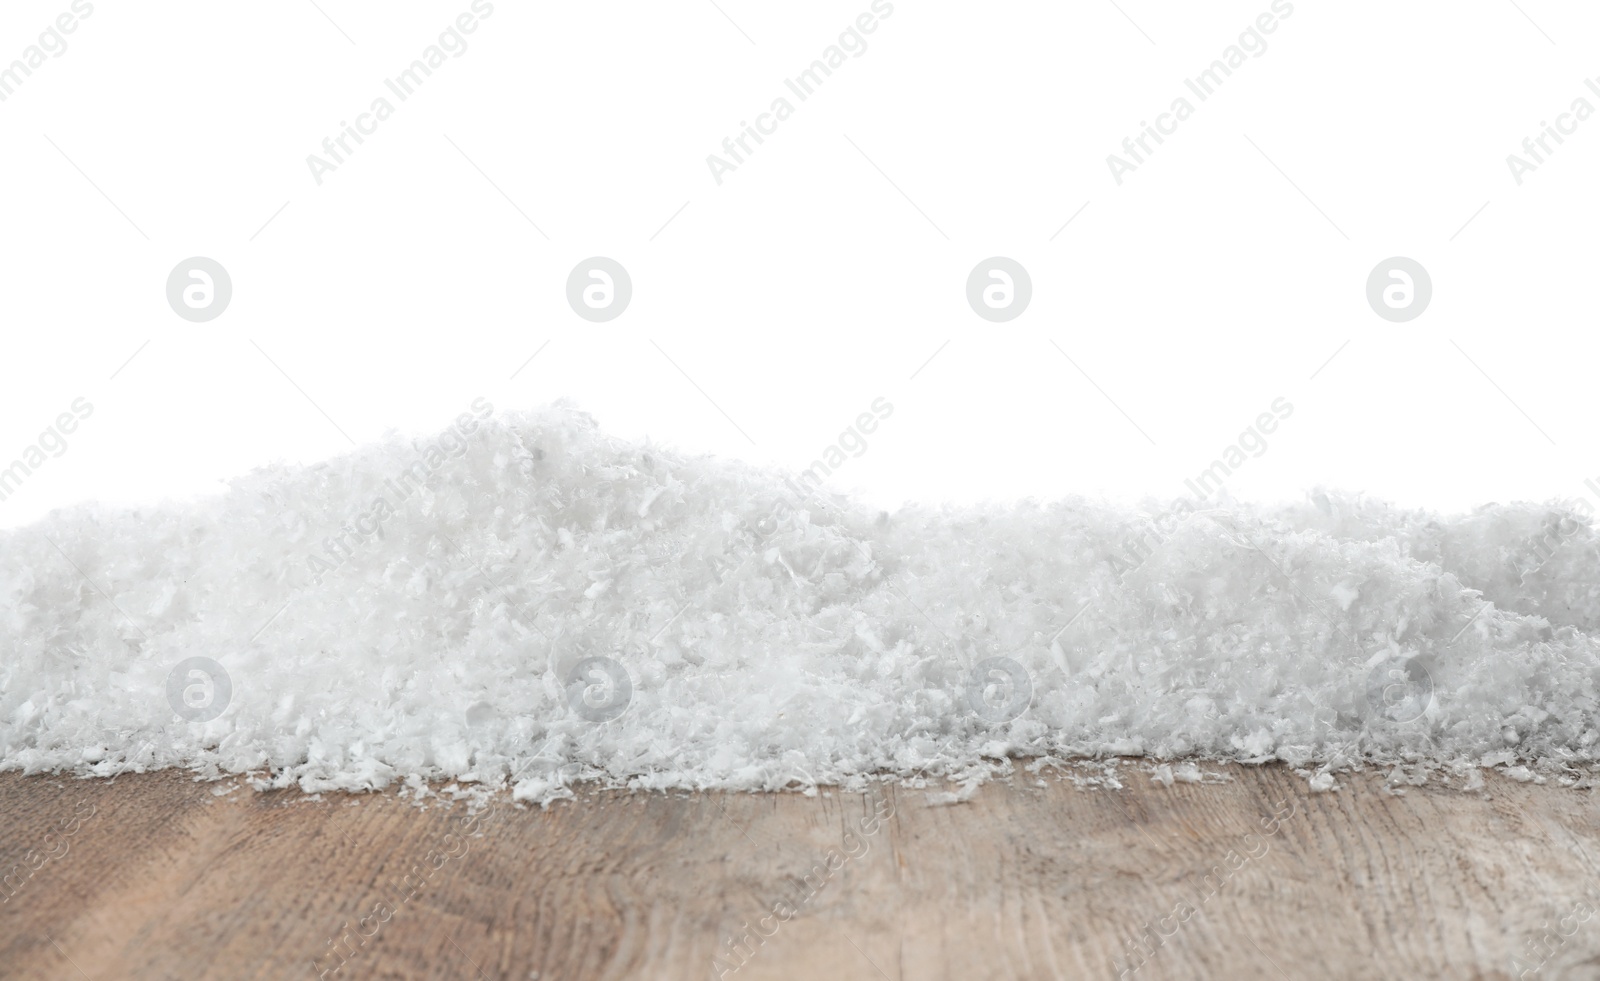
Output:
[2, 0, 1598, 529]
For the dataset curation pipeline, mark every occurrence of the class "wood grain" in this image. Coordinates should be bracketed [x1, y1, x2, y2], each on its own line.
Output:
[1, 763, 1597, 980]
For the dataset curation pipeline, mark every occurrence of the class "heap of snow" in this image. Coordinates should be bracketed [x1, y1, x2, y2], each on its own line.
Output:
[3, 403, 1599, 803]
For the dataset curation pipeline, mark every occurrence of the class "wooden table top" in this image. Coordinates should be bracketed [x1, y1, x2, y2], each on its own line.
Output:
[0, 761, 1591, 980]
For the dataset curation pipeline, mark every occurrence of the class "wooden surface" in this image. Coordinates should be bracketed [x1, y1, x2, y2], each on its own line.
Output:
[2, 763, 1598, 980]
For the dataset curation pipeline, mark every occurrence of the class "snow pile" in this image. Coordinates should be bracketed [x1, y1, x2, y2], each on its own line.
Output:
[4, 402, 1600, 803]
